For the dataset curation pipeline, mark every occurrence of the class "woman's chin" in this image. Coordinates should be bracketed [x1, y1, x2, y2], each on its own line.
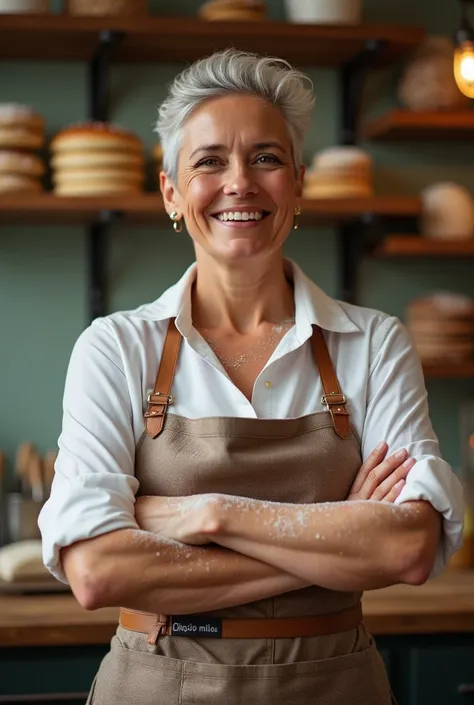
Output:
[216, 236, 267, 260]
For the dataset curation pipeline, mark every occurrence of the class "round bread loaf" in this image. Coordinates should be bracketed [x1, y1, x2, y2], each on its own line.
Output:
[313, 146, 372, 172]
[0, 174, 42, 193]
[54, 180, 142, 196]
[303, 181, 373, 199]
[199, 0, 266, 20]
[0, 104, 44, 132]
[51, 122, 143, 154]
[0, 150, 45, 177]
[53, 168, 144, 186]
[67, 0, 148, 16]
[407, 292, 474, 320]
[0, 127, 45, 150]
[51, 150, 144, 170]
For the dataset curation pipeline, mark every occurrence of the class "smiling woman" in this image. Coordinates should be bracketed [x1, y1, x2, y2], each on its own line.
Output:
[38, 49, 463, 705]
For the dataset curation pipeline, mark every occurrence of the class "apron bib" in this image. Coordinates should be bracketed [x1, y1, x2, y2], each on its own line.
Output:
[88, 322, 393, 704]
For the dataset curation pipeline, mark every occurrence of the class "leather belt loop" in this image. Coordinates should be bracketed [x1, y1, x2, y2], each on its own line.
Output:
[144, 318, 182, 439]
[311, 326, 351, 440]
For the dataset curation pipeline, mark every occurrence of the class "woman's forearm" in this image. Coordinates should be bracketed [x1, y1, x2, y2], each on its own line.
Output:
[62, 528, 309, 613]
[206, 496, 441, 591]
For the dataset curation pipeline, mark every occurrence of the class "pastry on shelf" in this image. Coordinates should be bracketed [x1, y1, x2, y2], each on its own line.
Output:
[0, 0, 50, 13]
[198, 0, 267, 21]
[398, 37, 469, 112]
[406, 292, 474, 363]
[0, 151, 45, 194]
[67, 0, 148, 16]
[51, 122, 145, 196]
[0, 105, 46, 194]
[421, 182, 474, 241]
[0, 104, 45, 151]
[303, 146, 373, 199]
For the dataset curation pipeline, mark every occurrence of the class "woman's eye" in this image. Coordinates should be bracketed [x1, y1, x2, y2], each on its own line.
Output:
[196, 157, 221, 167]
[255, 154, 281, 164]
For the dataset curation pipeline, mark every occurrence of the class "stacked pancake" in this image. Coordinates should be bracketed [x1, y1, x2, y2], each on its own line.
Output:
[153, 144, 164, 188]
[303, 147, 373, 200]
[51, 123, 145, 196]
[198, 0, 267, 21]
[406, 293, 474, 363]
[0, 104, 45, 194]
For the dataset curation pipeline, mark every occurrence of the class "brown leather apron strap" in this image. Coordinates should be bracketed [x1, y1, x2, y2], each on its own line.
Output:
[119, 603, 363, 644]
[144, 318, 182, 439]
[311, 326, 351, 440]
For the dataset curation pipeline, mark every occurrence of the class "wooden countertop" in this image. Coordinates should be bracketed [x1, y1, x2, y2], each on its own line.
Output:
[1, 570, 474, 647]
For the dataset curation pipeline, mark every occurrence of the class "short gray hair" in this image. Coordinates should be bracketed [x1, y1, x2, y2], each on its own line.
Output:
[155, 49, 315, 183]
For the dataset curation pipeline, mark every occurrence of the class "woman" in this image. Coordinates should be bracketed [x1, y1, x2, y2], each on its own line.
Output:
[39, 50, 463, 704]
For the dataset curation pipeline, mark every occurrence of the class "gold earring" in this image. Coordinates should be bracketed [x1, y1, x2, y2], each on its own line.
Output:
[293, 205, 301, 231]
[170, 211, 183, 233]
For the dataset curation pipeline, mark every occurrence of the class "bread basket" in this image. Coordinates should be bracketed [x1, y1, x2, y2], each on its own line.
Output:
[67, 0, 148, 16]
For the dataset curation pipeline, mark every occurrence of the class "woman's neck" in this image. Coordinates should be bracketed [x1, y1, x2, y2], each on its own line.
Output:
[191, 252, 295, 334]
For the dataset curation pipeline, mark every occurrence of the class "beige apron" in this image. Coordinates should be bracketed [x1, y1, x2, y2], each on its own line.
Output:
[87, 321, 394, 704]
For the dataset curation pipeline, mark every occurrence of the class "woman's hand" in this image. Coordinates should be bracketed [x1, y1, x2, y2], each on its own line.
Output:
[347, 442, 415, 503]
[135, 494, 220, 545]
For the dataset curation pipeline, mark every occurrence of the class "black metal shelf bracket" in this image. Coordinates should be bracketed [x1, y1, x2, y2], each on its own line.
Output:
[88, 210, 121, 322]
[337, 39, 386, 304]
[87, 30, 124, 323]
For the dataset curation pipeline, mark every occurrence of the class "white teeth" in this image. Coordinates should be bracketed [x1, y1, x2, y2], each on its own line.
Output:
[216, 210, 265, 221]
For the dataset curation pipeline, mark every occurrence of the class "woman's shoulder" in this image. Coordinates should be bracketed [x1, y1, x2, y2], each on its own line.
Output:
[72, 302, 171, 373]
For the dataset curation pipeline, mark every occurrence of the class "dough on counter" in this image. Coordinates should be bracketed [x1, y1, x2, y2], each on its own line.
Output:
[0, 540, 50, 582]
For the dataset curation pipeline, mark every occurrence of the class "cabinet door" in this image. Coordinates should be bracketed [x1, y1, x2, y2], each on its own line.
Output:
[0, 645, 107, 701]
[410, 646, 474, 705]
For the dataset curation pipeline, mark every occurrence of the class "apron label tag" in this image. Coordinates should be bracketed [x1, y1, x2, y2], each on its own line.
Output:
[171, 616, 223, 638]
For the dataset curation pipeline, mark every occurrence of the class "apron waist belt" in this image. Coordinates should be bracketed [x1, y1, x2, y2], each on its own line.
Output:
[119, 603, 363, 644]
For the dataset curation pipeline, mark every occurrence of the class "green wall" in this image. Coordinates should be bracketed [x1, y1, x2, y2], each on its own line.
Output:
[1, 0, 473, 479]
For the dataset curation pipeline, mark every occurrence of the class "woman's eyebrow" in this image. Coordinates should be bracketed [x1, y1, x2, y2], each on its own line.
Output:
[189, 141, 286, 161]
[189, 144, 226, 160]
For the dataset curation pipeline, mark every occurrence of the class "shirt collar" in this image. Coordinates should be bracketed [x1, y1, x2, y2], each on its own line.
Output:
[138, 259, 360, 337]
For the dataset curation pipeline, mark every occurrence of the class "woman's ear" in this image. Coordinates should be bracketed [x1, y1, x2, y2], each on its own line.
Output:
[296, 164, 305, 198]
[160, 171, 181, 215]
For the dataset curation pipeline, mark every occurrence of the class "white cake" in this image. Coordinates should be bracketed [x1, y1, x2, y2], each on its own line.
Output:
[0, 0, 50, 13]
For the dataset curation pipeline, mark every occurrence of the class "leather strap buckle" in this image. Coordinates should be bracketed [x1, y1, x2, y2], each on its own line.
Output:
[147, 392, 173, 405]
[321, 392, 347, 408]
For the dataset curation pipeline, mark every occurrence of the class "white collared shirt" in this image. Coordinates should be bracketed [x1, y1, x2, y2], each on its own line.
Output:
[38, 260, 464, 583]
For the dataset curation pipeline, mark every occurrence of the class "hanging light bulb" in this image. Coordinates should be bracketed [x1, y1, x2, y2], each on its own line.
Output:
[454, 0, 474, 98]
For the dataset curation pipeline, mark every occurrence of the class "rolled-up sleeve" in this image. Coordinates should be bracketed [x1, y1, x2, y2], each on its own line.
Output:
[361, 316, 464, 578]
[38, 319, 140, 583]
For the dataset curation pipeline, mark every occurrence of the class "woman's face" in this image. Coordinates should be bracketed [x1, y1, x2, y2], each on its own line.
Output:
[161, 94, 304, 264]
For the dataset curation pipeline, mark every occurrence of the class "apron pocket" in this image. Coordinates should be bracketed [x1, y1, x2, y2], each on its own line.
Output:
[181, 643, 392, 705]
[92, 636, 184, 705]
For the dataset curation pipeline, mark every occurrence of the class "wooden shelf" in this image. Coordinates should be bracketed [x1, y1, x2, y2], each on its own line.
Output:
[422, 362, 474, 378]
[363, 109, 474, 141]
[0, 193, 422, 227]
[374, 234, 474, 257]
[0, 15, 424, 66]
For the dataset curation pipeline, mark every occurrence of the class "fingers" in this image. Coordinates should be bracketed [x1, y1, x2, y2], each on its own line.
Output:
[382, 479, 406, 503]
[355, 448, 409, 500]
[372, 457, 416, 501]
[349, 441, 388, 495]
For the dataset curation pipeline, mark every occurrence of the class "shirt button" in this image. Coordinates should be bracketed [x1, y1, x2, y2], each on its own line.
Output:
[264, 381, 272, 389]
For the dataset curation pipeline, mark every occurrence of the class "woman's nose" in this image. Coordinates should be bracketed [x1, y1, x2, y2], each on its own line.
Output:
[223, 164, 258, 196]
